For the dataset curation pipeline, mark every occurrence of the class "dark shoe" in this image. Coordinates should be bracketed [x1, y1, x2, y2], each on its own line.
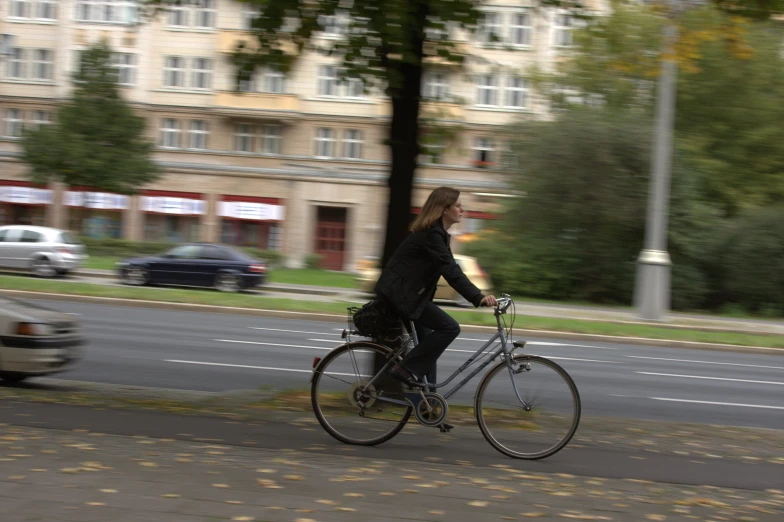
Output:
[438, 422, 454, 433]
[388, 363, 423, 388]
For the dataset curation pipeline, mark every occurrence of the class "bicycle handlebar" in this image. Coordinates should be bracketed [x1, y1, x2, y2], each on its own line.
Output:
[495, 293, 513, 314]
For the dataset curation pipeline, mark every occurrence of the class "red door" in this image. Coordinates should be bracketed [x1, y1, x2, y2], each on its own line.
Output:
[315, 207, 347, 271]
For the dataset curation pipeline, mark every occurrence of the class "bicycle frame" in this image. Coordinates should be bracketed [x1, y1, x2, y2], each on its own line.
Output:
[358, 309, 515, 405]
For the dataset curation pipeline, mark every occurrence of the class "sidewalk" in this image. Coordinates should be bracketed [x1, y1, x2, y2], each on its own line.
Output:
[2, 422, 782, 522]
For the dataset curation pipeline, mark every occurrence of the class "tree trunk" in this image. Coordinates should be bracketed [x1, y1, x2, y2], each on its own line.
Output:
[381, 27, 426, 268]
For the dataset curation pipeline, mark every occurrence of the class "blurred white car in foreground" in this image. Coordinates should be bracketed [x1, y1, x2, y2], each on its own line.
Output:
[0, 294, 84, 383]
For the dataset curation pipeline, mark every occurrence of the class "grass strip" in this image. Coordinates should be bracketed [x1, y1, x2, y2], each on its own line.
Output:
[1, 275, 781, 348]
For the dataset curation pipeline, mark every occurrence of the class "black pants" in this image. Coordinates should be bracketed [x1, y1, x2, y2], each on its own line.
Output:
[404, 301, 460, 387]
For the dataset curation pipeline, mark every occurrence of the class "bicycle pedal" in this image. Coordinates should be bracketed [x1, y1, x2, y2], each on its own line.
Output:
[438, 423, 453, 433]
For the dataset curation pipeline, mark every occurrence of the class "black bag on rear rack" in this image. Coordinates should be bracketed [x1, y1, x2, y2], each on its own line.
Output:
[350, 299, 401, 340]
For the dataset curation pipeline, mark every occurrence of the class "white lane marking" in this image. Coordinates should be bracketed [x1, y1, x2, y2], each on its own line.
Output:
[626, 355, 784, 371]
[248, 327, 342, 336]
[649, 397, 784, 411]
[458, 338, 617, 349]
[220, 338, 620, 365]
[166, 359, 366, 377]
[216, 339, 332, 351]
[636, 372, 784, 386]
[547, 356, 623, 364]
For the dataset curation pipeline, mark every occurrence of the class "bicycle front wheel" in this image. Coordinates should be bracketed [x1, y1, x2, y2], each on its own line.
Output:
[475, 355, 581, 459]
[311, 341, 412, 446]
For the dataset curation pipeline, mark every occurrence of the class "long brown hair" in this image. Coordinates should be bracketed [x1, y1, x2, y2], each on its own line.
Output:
[410, 187, 460, 232]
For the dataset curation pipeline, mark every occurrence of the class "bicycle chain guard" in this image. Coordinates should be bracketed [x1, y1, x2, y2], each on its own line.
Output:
[404, 391, 448, 427]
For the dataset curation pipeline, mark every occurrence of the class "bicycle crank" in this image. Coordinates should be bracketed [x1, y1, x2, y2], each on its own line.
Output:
[404, 391, 448, 427]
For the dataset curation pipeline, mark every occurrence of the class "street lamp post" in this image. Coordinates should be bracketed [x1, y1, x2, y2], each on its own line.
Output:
[634, 6, 678, 322]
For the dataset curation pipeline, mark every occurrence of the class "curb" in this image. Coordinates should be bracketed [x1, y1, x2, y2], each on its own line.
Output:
[4, 289, 782, 356]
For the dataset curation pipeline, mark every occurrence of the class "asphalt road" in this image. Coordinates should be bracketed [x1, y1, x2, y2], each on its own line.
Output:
[26, 299, 784, 431]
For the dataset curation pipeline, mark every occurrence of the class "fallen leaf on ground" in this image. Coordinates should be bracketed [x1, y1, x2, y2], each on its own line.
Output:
[468, 501, 489, 507]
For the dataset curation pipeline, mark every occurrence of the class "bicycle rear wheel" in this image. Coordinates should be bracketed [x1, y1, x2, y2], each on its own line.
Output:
[311, 341, 412, 446]
[475, 355, 580, 459]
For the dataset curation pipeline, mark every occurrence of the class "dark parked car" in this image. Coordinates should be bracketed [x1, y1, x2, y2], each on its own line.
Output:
[116, 243, 267, 292]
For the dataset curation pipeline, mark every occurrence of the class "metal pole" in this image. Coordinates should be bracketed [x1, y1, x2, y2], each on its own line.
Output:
[634, 12, 677, 321]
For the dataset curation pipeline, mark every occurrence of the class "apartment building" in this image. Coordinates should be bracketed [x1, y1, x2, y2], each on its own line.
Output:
[0, 0, 589, 270]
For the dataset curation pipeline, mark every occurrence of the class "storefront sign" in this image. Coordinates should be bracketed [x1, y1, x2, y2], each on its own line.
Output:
[66, 191, 128, 210]
[0, 186, 53, 205]
[141, 196, 205, 215]
[219, 201, 284, 221]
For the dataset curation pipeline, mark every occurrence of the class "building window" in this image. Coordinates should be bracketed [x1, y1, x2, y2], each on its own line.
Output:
[7, 48, 26, 79]
[75, 0, 135, 24]
[163, 56, 185, 87]
[421, 136, 445, 164]
[478, 12, 502, 43]
[193, 0, 215, 29]
[234, 123, 255, 152]
[472, 137, 495, 166]
[554, 13, 574, 47]
[159, 118, 180, 148]
[242, 6, 261, 30]
[31, 49, 53, 80]
[343, 129, 363, 159]
[113, 52, 136, 85]
[318, 12, 348, 35]
[317, 65, 339, 96]
[167, 4, 188, 26]
[31, 110, 51, 129]
[263, 70, 285, 93]
[314, 128, 335, 158]
[476, 75, 498, 106]
[188, 120, 209, 150]
[511, 12, 532, 46]
[423, 71, 449, 100]
[505, 77, 528, 108]
[10, 0, 29, 18]
[317, 65, 362, 98]
[260, 125, 281, 154]
[167, 0, 215, 29]
[191, 58, 212, 89]
[38, 0, 57, 19]
[4, 109, 24, 138]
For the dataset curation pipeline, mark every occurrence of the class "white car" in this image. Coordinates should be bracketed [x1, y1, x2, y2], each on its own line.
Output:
[0, 294, 84, 383]
[0, 225, 88, 277]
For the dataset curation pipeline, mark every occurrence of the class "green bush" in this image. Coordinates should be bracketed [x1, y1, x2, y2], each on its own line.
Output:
[304, 253, 323, 270]
[80, 238, 174, 258]
[241, 248, 286, 267]
[717, 205, 784, 315]
[80, 238, 286, 267]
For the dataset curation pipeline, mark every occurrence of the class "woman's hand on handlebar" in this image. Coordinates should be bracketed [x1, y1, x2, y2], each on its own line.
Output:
[480, 295, 498, 307]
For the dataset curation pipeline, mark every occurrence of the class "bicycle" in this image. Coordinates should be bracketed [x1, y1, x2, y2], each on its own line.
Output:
[310, 294, 581, 459]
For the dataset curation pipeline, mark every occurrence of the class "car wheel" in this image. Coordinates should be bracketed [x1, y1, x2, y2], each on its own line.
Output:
[122, 267, 149, 286]
[0, 372, 29, 383]
[31, 257, 56, 278]
[215, 273, 241, 293]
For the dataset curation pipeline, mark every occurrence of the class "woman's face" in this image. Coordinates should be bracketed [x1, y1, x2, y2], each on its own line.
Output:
[444, 198, 463, 225]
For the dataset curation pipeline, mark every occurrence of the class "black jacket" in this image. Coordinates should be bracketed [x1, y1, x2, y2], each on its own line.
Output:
[375, 221, 485, 319]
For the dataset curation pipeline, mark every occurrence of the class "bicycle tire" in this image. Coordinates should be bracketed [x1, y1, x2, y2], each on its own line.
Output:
[311, 341, 412, 446]
[474, 354, 581, 460]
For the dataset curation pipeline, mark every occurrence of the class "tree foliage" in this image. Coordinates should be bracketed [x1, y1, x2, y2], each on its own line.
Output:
[542, 2, 784, 216]
[21, 44, 160, 194]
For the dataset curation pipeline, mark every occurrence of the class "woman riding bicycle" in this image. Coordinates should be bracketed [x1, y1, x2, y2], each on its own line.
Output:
[375, 186, 497, 389]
